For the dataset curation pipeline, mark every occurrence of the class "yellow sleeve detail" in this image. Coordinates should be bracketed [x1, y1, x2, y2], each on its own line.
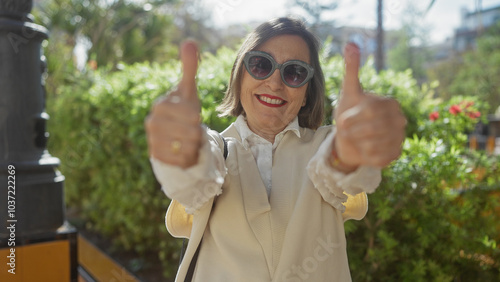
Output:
[166, 199, 193, 239]
[342, 192, 368, 222]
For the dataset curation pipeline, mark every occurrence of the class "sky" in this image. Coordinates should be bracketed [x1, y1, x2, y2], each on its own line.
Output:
[203, 0, 500, 44]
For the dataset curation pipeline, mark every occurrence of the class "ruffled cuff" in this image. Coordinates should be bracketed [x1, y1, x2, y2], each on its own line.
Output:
[307, 131, 381, 213]
[150, 128, 227, 214]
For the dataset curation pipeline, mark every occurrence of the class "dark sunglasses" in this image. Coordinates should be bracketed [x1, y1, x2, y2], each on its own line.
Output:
[243, 51, 314, 88]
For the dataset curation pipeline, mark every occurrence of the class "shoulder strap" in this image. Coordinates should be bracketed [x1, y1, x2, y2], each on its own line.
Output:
[181, 136, 227, 281]
[222, 136, 228, 159]
[184, 243, 200, 281]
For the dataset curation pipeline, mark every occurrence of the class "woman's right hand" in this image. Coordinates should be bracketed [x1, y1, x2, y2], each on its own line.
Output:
[144, 41, 203, 169]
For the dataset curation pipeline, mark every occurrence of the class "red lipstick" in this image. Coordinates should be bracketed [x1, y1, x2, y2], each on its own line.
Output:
[256, 94, 287, 108]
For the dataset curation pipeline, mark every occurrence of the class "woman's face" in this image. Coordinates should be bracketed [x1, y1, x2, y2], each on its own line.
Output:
[240, 35, 310, 136]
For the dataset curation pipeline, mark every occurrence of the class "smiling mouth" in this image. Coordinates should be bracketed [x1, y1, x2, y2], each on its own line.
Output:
[256, 94, 287, 107]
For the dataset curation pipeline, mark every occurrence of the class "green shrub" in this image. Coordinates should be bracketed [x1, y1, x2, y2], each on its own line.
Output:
[47, 46, 499, 280]
[48, 63, 177, 278]
[346, 95, 499, 281]
[47, 48, 236, 278]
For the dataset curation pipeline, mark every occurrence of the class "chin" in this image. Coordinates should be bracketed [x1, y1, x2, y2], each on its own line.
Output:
[259, 115, 290, 129]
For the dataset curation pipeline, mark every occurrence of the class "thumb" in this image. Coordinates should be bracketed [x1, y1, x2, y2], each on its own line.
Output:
[178, 40, 199, 102]
[339, 42, 363, 109]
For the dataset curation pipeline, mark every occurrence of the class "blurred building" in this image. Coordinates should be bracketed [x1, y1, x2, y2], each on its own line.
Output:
[454, 4, 500, 52]
[426, 4, 500, 65]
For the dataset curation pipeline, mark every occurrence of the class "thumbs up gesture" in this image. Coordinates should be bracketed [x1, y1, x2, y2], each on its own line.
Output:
[332, 43, 406, 172]
[145, 41, 203, 168]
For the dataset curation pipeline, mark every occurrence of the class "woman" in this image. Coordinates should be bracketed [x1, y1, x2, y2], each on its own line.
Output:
[145, 17, 406, 282]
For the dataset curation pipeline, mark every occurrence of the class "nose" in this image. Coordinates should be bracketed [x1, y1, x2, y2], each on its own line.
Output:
[264, 68, 284, 91]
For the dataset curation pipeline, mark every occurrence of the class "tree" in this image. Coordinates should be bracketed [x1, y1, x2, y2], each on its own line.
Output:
[426, 55, 462, 101]
[170, 0, 223, 53]
[375, 0, 384, 72]
[387, 2, 432, 82]
[35, 0, 180, 68]
[448, 22, 500, 114]
[287, 0, 337, 31]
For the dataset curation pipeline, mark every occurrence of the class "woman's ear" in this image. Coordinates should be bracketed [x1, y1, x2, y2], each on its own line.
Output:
[302, 95, 307, 107]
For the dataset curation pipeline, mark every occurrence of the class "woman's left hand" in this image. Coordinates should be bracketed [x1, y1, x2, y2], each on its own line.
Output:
[333, 43, 407, 171]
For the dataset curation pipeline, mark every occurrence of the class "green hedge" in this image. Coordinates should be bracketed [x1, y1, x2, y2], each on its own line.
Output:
[46, 46, 499, 280]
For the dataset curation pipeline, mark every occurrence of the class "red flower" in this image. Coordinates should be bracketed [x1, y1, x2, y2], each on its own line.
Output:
[449, 105, 462, 115]
[429, 111, 440, 121]
[466, 111, 481, 119]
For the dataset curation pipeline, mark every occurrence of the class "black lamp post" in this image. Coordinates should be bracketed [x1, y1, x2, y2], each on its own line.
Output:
[0, 0, 77, 280]
[0, 0, 66, 240]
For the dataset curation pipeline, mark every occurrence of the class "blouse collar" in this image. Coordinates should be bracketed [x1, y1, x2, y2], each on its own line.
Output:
[234, 115, 301, 149]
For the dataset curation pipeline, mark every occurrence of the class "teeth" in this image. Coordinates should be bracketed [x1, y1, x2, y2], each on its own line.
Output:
[259, 95, 285, 105]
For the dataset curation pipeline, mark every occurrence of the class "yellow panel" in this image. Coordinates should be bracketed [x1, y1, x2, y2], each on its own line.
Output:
[77, 234, 139, 282]
[0, 240, 70, 282]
